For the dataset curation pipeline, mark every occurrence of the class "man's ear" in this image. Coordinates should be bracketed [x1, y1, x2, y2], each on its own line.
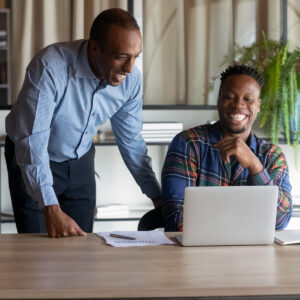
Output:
[89, 40, 99, 54]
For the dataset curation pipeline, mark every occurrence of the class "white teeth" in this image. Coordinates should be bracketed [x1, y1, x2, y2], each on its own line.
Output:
[229, 114, 246, 121]
[118, 74, 126, 80]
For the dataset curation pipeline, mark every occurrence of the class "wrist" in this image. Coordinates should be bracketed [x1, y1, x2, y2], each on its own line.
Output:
[43, 204, 61, 216]
[248, 158, 263, 176]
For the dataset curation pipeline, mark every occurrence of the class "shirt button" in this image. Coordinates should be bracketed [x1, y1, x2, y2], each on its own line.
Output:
[92, 112, 96, 117]
[85, 131, 88, 134]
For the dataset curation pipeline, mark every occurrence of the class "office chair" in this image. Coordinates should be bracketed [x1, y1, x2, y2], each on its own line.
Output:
[137, 207, 164, 231]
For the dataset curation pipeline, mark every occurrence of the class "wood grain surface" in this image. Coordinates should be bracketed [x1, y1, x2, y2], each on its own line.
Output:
[0, 233, 299, 299]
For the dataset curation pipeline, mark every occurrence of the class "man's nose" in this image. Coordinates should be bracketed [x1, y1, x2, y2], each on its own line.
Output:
[123, 58, 135, 73]
[233, 97, 245, 108]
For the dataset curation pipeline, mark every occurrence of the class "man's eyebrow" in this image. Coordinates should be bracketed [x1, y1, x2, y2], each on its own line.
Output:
[113, 50, 142, 56]
[223, 90, 235, 94]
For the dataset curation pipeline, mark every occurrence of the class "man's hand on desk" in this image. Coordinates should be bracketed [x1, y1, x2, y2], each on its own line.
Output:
[43, 205, 87, 238]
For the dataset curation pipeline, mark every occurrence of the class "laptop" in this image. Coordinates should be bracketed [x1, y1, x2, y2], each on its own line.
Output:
[176, 186, 278, 246]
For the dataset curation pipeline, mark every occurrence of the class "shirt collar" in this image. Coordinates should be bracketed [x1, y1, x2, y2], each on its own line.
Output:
[247, 132, 257, 152]
[209, 121, 223, 144]
[75, 40, 97, 79]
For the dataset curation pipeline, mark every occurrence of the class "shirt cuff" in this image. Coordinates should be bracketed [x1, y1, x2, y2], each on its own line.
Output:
[249, 168, 271, 185]
[33, 185, 59, 208]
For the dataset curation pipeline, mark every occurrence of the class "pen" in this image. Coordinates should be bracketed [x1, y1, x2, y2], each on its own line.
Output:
[109, 233, 136, 240]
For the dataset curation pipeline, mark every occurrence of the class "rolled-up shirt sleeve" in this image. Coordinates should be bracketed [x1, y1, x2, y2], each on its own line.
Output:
[248, 144, 292, 230]
[110, 69, 161, 200]
[161, 135, 197, 231]
[6, 57, 58, 207]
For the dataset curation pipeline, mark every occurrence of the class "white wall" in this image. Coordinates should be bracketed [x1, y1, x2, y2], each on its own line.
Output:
[95, 108, 218, 210]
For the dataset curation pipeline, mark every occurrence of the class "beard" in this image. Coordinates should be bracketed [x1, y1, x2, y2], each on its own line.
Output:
[226, 126, 246, 134]
[219, 118, 246, 134]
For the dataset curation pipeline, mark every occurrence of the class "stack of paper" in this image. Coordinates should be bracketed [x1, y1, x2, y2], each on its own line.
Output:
[0, 211, 14, 218]
[97, 230, 175, 247]
[102, 131, 116, 142]
[141, 122, 183, 142]
[0, 31, 7, 84]
[0, 31, 7, 47]
[95, 202, 129, 218]
[102, 122, 183, 143]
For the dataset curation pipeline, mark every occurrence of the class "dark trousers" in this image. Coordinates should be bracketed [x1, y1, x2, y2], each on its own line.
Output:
[5, 136, 96, 233]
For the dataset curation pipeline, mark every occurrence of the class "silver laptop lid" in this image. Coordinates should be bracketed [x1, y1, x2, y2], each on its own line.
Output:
[180, 186, 278, 246]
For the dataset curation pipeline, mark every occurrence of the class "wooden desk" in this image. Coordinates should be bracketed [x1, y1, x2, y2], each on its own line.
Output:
[1, 233, 300, 299]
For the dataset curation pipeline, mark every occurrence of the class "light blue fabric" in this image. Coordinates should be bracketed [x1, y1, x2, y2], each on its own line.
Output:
[6, 40, 161, 207]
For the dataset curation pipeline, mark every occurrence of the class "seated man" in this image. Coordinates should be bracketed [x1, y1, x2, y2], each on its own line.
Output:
[162, 65, 292, 232]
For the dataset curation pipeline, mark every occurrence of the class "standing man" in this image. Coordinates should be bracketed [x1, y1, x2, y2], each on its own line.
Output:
[5, 8, 161, 237]
[162, 65, 292, 231]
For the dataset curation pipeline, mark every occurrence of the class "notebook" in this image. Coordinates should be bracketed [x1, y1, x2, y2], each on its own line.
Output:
[97, 230, 175, 247]
[176, 186, 278, 246]
[274, 230, 300, 245]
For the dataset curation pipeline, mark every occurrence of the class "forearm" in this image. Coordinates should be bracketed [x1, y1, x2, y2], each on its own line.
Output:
[162, 134, 198, 231]
[275, 190, 292, 230]
[248, 164, 292, 230]
[247, 156, 263, 176]
[111, 91, 161, 201]
[114, 130, 161, 200]
[162, 199, 183, 231]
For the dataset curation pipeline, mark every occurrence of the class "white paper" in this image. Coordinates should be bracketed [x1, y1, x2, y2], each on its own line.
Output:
[97, 230, 175, 247]
[275, 230, 300, 245]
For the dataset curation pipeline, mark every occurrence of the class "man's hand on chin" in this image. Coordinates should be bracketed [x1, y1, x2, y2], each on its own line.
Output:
[43, 205, 87, 238]
[215, 136, 263, 176]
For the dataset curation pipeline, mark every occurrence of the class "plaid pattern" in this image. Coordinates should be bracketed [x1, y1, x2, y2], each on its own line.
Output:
[162, 122, 292, 231]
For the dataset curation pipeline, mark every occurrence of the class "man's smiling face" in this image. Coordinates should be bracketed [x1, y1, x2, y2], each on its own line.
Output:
[217, 74, 261, 139]
[88, 24, 142, 86]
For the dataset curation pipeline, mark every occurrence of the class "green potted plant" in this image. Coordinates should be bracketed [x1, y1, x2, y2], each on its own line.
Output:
[223, 33, 300, 150]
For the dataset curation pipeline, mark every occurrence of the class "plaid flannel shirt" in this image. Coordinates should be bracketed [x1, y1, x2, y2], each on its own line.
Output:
[162, 122, 292, 231]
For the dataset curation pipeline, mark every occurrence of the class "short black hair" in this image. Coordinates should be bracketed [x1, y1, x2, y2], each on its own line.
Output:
[89, 8, 139, 47]
[220, 65, 264, 88]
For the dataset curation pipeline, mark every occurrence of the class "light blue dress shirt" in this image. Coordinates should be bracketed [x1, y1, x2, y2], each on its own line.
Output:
[6, 40, 161, 207]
